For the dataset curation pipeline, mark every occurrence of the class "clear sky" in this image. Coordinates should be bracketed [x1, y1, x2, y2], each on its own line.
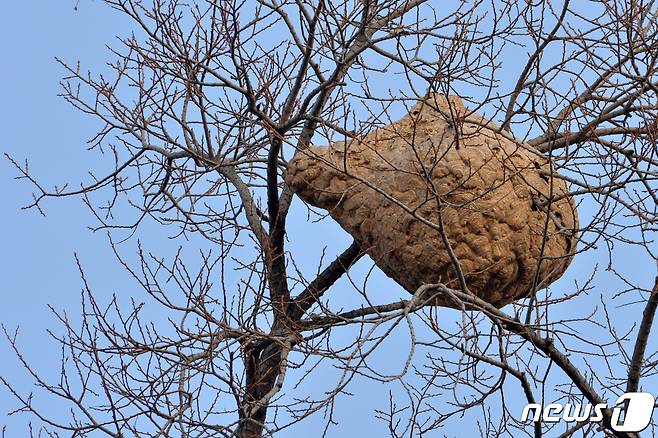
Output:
[1, 1, 656, 437]
[0, 1, 140, 432]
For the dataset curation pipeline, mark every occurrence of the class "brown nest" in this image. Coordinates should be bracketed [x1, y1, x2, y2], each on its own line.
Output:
[285, 94, 578, 308]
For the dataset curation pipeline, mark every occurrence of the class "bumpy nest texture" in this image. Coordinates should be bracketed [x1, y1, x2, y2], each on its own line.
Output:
[285, 94, 578, 308]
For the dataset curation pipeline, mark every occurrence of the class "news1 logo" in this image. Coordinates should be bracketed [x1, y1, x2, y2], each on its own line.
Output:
[521, 392, 655, 432]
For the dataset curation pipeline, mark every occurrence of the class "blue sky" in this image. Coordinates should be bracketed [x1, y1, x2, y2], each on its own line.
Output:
[1, 1, 657, 437]
[0, 0, 136, 431]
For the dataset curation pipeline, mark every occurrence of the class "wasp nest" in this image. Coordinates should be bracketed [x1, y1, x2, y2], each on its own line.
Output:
[285, 94, 578, 308]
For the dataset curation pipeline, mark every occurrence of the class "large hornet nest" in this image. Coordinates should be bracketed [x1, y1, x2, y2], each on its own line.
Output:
[285, 94, 578, 308]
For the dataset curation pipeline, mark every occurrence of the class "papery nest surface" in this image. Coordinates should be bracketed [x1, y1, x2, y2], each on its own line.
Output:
[285, 94, 579, 308]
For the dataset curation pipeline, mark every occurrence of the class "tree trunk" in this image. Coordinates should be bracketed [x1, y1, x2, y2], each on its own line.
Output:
[237, 342, 286, 438]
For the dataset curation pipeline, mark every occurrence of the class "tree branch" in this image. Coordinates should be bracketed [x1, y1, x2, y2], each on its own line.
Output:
[626, 271, 658, 393]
